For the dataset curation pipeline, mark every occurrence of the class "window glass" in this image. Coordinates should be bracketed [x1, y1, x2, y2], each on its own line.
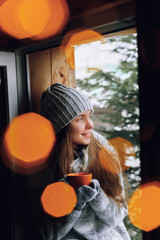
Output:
[75, 29, 142, 240]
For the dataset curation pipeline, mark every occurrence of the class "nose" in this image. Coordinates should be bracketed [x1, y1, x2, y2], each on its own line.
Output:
[86, 118, 94, 129]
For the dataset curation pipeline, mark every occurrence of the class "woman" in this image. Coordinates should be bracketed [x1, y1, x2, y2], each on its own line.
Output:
[39, 83, 131, 240]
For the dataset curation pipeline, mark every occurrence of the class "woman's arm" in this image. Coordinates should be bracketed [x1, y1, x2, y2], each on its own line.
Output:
[42, 207, 84, 240]
[89, 179, 128, 226]
[41, 176, 87, 240]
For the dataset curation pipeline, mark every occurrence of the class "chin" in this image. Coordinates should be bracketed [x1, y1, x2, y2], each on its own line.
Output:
[81, 140, 91, 145]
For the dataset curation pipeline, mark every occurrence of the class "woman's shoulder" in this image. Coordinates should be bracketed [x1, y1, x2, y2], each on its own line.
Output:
[91, 130, 117, 153]
[92, 129, 105, 139]
[92, 130, 108, 146]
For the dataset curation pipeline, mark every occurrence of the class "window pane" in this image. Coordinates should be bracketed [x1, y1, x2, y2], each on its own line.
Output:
[75, 29, 142, 240]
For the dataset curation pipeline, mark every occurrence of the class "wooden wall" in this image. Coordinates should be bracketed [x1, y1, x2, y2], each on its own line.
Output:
[28, 46, 75, 113]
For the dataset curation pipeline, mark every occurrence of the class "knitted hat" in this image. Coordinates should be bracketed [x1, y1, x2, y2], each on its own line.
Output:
[40, 83, 94, 133]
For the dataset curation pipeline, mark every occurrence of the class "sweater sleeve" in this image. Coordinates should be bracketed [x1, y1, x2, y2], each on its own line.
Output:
[42, 208, 83, 240]
[89, 187, 128, 226]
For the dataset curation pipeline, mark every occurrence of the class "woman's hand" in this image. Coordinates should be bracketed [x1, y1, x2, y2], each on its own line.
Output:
[59, 177, 101, 211]
[59, 175, 69, 185]
[59, 177, 100, 204]
[76, 179, 100, 205]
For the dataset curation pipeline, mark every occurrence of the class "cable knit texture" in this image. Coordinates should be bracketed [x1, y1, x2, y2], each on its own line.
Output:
[42, 130, 131, 240]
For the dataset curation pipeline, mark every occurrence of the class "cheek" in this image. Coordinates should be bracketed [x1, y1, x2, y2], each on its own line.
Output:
[69, 124, 78, 137]
[73, 128, 82, 137]
[70, 124, 84, 141]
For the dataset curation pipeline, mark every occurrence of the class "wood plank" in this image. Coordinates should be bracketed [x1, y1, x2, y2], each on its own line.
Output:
[51, 46, 76, 88]
[28, 49, 52, 113]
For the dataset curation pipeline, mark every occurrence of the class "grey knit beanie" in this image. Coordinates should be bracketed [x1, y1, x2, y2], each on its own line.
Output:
[40, 83, 94, 133]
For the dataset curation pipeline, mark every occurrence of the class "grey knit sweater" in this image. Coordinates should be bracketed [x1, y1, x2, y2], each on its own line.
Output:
[42, 131, 131, 240]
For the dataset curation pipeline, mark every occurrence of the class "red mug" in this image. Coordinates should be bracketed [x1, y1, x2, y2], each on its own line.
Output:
[66, 172, 92, 189]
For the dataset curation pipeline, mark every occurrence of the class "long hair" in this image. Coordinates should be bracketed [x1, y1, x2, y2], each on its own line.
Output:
[87, 136, 125, 204]
[50, 125, 73, 181]
[51, 125, 125, 204]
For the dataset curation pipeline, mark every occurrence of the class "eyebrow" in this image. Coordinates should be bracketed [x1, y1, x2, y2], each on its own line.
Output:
[78, 113, 92, 117]
[77, 110, 92, 117]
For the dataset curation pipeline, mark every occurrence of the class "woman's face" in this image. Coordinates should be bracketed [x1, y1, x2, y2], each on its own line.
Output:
[69, 110, 94, 149]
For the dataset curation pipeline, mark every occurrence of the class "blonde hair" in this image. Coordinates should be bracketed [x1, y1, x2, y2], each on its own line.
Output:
[52, 125, 125, 204]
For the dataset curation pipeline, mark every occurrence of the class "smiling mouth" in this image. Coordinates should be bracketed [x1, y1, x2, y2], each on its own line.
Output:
[82, 133, 91, 137]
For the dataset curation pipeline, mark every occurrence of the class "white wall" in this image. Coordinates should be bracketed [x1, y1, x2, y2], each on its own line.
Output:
[0, 51, 18, 121]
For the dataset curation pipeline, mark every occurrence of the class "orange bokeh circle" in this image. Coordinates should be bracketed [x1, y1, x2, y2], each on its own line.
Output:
[0, 0, 70, 40]
[60, 28, 105, 69]
[31, 0, 70, 40]
[3, 112, 56, 169]
[41, 182, 77, 217]
[109, 137, 135, 171]
[128, 181, 160, 232]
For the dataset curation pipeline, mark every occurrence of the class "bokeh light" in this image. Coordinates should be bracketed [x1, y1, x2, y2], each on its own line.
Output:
[18, 0, 50, 36]
[99, 146, 121, 174]
[109, 137, 135, 171]
[0, 0, 7, 7]
[128, 181, 160, 232]
[60, 28, 105, 69]
[41, 182, 77, 217]
[0, 0, 70, 40]
[3, 112, 56, 171]
[31, 0, 70, 40]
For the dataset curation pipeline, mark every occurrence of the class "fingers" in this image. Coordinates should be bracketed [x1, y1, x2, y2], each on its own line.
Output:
[59, 176, 70, 185]
[76, 184, 99, 204]
[90, 179, 100, 189]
